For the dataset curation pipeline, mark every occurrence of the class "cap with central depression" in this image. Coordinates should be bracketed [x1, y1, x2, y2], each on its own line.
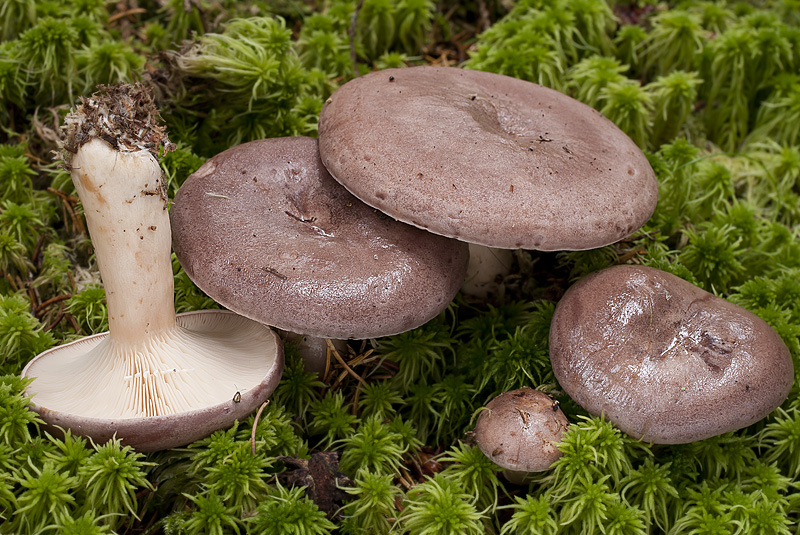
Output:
[318, 66, 658, 251]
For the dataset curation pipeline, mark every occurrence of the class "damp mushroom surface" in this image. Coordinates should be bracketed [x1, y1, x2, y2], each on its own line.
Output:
[317, 66, 658, 251]
[474, 387, 570, 484]
[169, 136, 469, 341]
[549, 265, 794, 444]
[21, 85, 284, 452]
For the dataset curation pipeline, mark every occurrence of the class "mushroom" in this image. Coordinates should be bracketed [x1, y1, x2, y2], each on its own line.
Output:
[549, 265, 794, 444]
[21, 85, 283, 452]
[460, 244, 515, 300]
[474, 387, 569, 484]
[318, 66, 658, 252]
[169, 136, 469, 349]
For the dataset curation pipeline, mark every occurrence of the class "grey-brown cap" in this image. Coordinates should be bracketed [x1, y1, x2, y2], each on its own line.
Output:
[318, 66, 658, 251]
[549, 265, 794, 444]
[170, 136, 469, 340]
[474, 388, 569, 478]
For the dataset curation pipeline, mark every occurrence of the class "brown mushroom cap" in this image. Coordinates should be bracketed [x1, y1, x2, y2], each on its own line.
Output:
[170, 137, 469, 340]
[22, 310, 283, 452]
[318, 66, 658, 251]
[474, 388, 569, 476]
[549, 265, 794, 444]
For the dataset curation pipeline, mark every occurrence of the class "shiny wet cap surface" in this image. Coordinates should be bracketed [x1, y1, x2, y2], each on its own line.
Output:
[549, 265, 794, 443]
[170, 137, 469, 339]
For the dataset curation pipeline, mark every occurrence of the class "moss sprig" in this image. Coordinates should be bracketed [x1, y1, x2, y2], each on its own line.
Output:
[398, 473, 485, 535]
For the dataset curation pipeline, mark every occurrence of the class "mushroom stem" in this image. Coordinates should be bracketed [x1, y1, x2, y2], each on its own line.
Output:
[72, 139, 176, 345]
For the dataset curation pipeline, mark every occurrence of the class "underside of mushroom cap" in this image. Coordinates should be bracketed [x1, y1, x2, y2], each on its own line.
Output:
[22, 310, 283, 451]
[170, 136, 469, 340]
[318, 66, 658, 251]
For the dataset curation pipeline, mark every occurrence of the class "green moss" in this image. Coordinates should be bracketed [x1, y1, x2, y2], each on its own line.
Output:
[1, 1, 799, 532]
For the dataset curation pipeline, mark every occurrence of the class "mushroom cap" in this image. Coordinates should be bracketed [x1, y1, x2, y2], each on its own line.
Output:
[170, 136, 469, 340]
[318, 66, 658, 251]
[549, 265, 794, 444]
[22, 310, 283, 452]
[474, 388, 569, 474]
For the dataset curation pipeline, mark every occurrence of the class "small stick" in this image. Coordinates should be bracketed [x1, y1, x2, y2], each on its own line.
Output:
[36, 294, 72, 316]
[45, 310, 66, 331]
[65, 312, 81, 334]
[108, 7, 147, 23]
[328, 338, 364, 384]
[349, 0, 365, 78]
[323, 341, 332, 380]
[251, 400, 270, 456]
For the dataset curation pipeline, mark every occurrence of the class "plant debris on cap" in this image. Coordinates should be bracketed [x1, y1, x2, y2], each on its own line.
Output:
[170, 136, 469, 340]
[474, 387, 569, 482]
[549, 265, 794, 444]
[61, 83, 175, 158]
[318, 66, 658, 251]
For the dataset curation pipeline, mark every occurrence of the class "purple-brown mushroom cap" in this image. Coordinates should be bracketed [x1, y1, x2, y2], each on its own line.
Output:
[170, 137, 469, 340]
[474, 388, 569, 479]
[549, 265, 794, 444]
[318, 66, 658, 251]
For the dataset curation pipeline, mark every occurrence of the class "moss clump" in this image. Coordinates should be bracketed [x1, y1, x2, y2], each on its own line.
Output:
[1, 0, 799, 533]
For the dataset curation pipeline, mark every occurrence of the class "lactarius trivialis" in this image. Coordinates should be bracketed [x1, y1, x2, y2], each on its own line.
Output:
[170, 137, 469, 341]
[318, 66, 658, 251]
[22, 84, 283, 452]
[474, 387, 569, 484]
[549, 265, 793, 444]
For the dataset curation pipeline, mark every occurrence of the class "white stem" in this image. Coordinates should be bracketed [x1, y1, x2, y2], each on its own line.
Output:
[71, 138, 175, 345]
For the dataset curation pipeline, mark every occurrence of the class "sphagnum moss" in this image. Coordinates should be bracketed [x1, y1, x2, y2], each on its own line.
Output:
[1, 1, 800, 533]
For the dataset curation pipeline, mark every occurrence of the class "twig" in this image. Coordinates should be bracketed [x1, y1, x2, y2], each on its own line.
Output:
[108, 7, 147, 24]
[476, 0, 491, 33]
[65, 312, 80, 334]
[251, 400, 270, 456]
[36, 294, 72, 317]
[349, 0, 365, 78]
[327, 338, 364, 385]
[45, 310, 65, 331]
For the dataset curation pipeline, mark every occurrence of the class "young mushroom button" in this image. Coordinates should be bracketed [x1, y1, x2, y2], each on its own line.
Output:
[474, 388, 569, 484]
[22, 84, 284, 452]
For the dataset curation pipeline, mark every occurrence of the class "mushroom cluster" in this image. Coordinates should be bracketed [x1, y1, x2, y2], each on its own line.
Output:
[25, 66, 793, 458]
[164, 66, 661, 457]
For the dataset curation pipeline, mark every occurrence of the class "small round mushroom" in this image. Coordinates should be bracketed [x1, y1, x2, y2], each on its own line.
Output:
[474, 387, 569, 484]
[549, 265, 794, 444]
[318, 66, 658, 251]
[22, 85, 283, 452]
[170, 136, 469, 341]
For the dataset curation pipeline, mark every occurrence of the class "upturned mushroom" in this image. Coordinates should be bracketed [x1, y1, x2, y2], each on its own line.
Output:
[22, 85, 284, 452]
[549, 265, 794, 444]
[169, 136, 469, 345]
[474, 387, 569, 484]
